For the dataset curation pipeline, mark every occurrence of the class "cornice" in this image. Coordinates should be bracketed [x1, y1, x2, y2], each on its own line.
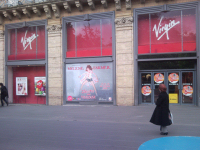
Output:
[115, 17, 133, 27]
[46, 25, 62, 34]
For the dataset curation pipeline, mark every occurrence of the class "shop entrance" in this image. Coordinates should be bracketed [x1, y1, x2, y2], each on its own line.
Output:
[139, 70, 195, 105]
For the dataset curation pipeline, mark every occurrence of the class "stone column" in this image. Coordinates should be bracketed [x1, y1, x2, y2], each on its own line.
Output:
[47, 24, 63, 105]
[115, 17, 134, 106]
[0, 30, 4, 84]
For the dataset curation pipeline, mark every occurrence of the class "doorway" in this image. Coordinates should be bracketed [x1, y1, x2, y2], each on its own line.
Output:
[139, 70, 195, 105]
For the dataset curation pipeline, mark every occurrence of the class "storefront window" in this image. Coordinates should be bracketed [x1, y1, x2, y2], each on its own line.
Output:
[8, 25, 45, 60]
[12, 66, 46, 104]
[66, 63, 113, 102]
[138, 9, 196, 54]
[66, 19, 112, 58]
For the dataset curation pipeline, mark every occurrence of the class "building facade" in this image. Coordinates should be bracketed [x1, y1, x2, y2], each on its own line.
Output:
[0, 0, 199, 106]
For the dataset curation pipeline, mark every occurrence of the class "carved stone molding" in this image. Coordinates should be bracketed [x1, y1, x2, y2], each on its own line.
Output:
[75, 0, 83, 12]
[0, 30, 4, 37]
[0, 16, 3, 25]
[87, 0, 95, 10]
[101, 0, 107, 9]
[12, 10, 22, 19]
[63, 2, 71, 13]
[32, 6, 41, 17]
[126, 0, 131, 10]
[140, 0, 145, 4]
[43, 5, 52, 19]
[3, 11, 12, 21]
[22, 8, 31, 18]
[114, 0, 121, 11]
[115, 17, 133, 27]
[47, 25, 62, 34]
[51, 4, 60, 18]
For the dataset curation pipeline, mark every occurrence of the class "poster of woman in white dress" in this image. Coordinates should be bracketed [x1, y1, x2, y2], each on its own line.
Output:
[79, 65, 98, 96]
[66, 63, 113, 102]
[16, 77, 28, 95]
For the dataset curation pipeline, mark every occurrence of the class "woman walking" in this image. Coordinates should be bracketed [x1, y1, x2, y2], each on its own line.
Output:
[150, 84, 171, 135]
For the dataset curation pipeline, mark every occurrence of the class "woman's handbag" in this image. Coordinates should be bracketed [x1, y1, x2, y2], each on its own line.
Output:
[169, 112, 173, 124]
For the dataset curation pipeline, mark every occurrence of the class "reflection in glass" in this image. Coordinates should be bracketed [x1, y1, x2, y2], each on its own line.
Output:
[141, 73, 151, 103]
[183, 9, 196, 52]
[77, 20, 101, 57]
[66, 22, 76, 57]
[168, 72, 179, 104]
[182, 72, 193, 103]
[154, 73, 164, 103]
[102, 19, 112, 56]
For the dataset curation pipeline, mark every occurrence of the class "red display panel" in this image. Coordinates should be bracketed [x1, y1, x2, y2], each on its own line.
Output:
[66, 19, 112, 58]
[9, 29, 16, 60]
[37, 26, 46, 59]
[8, 26, 45, 60]
[138, 9, 196, 54]
[13, 66, 46, 104]
[138, 14, 150, 54]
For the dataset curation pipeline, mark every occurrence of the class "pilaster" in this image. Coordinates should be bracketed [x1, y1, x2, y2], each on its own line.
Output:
[115, 16, 134, 106]
[0, 29, 4, 84]
[47, 23, 63, 105]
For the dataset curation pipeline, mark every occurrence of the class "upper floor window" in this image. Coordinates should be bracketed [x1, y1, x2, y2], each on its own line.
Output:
[66, 18, 112, 58]
[8, 25, 45, 60]
[138, 9, 196, 54]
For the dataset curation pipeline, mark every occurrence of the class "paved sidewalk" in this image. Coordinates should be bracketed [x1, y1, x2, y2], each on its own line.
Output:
[0, 104, 200, 150]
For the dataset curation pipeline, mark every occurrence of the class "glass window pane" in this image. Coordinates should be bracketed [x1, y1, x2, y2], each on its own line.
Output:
[66, 22, 76, 58]
[151, 10, 182, 53]
[138, 14, 150, 54]
[76, 20, 101, 57]
[141, 73, 151, 103]
[17, 26, 37, 60]
[102, 19, 112, 56]
[183, 9, 196, 52]
[37, 26, 45, 59]
[8, 29, 16, 60]
[182, 72, 193, 104]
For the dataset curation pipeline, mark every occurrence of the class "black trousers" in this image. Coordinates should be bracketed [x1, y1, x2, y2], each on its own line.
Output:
[1, 97, 8, 106]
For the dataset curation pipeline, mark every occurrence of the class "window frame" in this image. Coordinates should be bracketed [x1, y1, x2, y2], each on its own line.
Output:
[62, 12, 116, 105]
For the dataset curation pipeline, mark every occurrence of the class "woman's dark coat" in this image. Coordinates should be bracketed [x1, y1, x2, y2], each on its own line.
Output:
[150, 91, 171, 126]
[1, 86, 8, 99]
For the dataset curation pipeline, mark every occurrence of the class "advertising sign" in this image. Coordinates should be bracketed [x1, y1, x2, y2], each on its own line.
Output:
[182, 85, 193, 96]
[169, 93, 178, 103]
[66, 63, 113, 101]
[141, 86, 151, 96]
[168, 73, 179, 84]
[16, 77, 28, 95]
[154, 73, 164, 83]
[35, 77, 46, 96]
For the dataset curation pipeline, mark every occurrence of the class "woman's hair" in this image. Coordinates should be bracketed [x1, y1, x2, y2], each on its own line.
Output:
[0, 83, 3, 86]
[86, 65, 92, 71]
[159, 84, 167, 92]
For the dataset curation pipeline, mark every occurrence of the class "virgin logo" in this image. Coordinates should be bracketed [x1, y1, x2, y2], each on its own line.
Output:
[21, 30, 39, 50]
[153, 16, 180, 40]
[37, 82, 42, 86]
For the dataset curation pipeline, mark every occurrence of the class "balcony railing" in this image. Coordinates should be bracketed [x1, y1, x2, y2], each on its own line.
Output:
[0, 0, 57, 8]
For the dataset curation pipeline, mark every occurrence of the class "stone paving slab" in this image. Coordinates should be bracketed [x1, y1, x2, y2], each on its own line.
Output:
[0, 104, 199, 150]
